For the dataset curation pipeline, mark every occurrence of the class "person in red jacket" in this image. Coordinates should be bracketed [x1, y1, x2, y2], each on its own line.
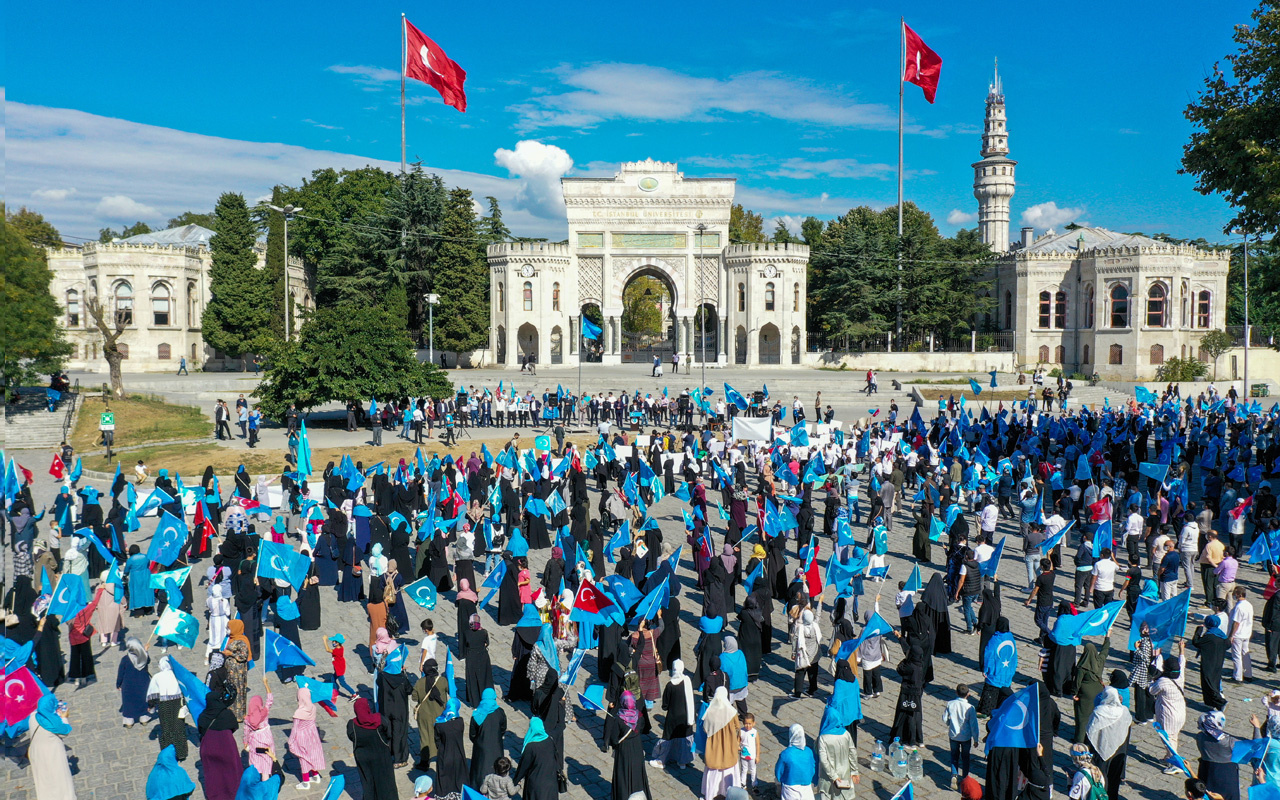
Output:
[68, 585, 106, 688]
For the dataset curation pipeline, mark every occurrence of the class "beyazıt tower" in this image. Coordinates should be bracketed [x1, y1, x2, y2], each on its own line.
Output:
[972, 61, 1016, 252]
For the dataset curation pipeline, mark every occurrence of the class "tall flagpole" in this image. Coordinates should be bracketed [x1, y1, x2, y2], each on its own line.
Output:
[896, 18, 905, 338]
[399, 12, 404, 175]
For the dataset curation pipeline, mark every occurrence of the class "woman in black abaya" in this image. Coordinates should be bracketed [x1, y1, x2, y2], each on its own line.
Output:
[297, 558, 322, 631]
[496, 553, 522, 626]
[233, 561, 264, 660]
[336, 531, 362, 603]
[376, 653, 414, 768]
[468, 688, 507, 788]
[513, 718, 559, 800]
[918, 573, 953, 656]
[462, 614, 495, 706]
[1043, 601, 1077, 696]
[888, 643, 925, 745]
[426, 532, 453, 593]
[347, 699, 397, 800]
[508, 608, 542, 703]
[702, 553, 729, 619]
[737, 594, 765, 681]
[607, 692, 652, 800]
[433, 699, 468, 797]
[531, 666, 568, 782]
[655, 597, 682, 667]
[977, 583, 1001, 672]
[900, 604, 936, 683]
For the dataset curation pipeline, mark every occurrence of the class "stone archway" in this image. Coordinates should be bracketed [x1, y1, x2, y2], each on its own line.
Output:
[759, 323, 781, 365]
[517, 323, 538, 365]
[619, 266, 677, 364]
[496, 325, 507, 364]
[735, 326, 747, 364]
[694, 303, 718, 363]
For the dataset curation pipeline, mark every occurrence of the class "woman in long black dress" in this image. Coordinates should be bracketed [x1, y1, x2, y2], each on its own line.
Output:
[919, 573, 954, 656]
[297, 557, 322, 632]
[468, 688, 507, 788]
[33, 614, 66, 690]
[655, 598, 682, 668]
[426, 533, 454, 593]
[456, 580, 479, 639]
[462, 614, 495, 706]
[977, 583, 1001, 672]
[434, 698, 468, 796]
[348, 698, 397, 800]
[376, 650, 414, 768]
[337, 532, 362, 603]
[497, 553, 522, 626]
[311, 531, 339, 586]
[514, 718, 559, 800]
[888, 643, 925, 745]
[737, 594, 765, 681]
[531, 666, 567, 781]
[607, 692, 652, 800]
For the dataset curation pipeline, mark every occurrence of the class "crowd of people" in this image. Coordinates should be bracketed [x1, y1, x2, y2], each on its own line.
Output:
[3, 376, 1279, 800]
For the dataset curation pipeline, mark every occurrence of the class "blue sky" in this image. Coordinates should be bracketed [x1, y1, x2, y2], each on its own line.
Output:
[6, 0, 1255, 242]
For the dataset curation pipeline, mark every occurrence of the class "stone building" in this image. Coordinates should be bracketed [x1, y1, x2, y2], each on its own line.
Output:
[47, 224, 311, 373]
[975, 66, 1230, 380]
[487, 159, 809, 368]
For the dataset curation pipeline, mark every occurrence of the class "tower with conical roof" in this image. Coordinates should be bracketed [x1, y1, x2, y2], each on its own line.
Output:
[972, 60, 1016, 252]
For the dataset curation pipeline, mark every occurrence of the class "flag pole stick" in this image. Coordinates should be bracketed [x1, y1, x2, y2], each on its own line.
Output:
[896, 17, 904, 339]
[400, 13, 407, 176]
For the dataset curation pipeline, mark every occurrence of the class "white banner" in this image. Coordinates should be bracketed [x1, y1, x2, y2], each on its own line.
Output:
[732, 416, 773, 442]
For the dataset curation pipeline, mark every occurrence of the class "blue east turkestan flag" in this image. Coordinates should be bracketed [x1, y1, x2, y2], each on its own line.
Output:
[979, 537, 1006, 578]
[723, 383, 749, 410]
[168, 658, 210, 719]
[257, 540, 311, 590]
[986, 683, 1040, 752]
[46, 574, 88, 620]
[1050, 600, 1123, 645]
[1156, 722, 1195, 777]
[147, 511, 188, 566]
[969, 378, 983, 395]
[137, 486, 175, 517]
[265, 629, 315, 672]
[155, 607, 201, 649]
[581, 317, 602, 341]
[403, 575, 438, 609]
[1129, 588, 1191, 649]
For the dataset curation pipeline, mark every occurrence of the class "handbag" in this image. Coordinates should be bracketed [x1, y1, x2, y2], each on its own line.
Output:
[557, 771, 568, 792]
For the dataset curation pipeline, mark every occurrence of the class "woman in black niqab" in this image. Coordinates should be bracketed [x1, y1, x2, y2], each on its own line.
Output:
[977, 582, 1002, 671]
[888, 643, 925, 745]
[919, 573, 953, 656]
[737, 594, 765, 680]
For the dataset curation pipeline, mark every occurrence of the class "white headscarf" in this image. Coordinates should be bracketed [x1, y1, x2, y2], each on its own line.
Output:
[668, 659, 695, 722]
[701, 686, 737, 738]
[1085, 688, 1132, 761]
[788, 723, 807, 749]
[146, 655, 182, 701]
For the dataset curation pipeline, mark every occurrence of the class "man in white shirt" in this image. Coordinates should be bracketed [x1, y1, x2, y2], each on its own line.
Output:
[1228, 586, 1254, 681]
[1091, 549, 1119, 606]
[1124, 505, 1146, 567]
[1178, 516, 1200, 592]
[979, 496, 999, 541]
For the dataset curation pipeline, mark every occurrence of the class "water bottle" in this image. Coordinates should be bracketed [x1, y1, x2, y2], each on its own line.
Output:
[908, 747, 924, 780]
[889, 738, 906, 779]
[870, 740, 885, 772]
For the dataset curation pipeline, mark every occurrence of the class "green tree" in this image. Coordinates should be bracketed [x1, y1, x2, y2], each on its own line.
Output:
[1228, 236, 1280, 341]
[800, 216, 825, 247]
[166, 211, 217, 229]
[1155, 356, 1209, 382]
[1182, 3, 1280, 236]
[7, 206, 64, 248]
[257, 188, 288, 340]
[1198, 328, 1237, 379]
[772, 220, 797, 243]
[729, 204, 766, 244]
[253, 305, 453, 418]
[432, 187, 490, 352]
[809, 206, 899, 344]
[98, 221, 153, 243]
[203, 193, 273, 360]
[621, 276, 669, 339]
[371, 165, 447, 328]
[2, 206, 71, 395]
[479, 196, 511, 243]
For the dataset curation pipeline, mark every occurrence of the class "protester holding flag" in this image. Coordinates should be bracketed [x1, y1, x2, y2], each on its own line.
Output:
[1072, 638, 1110, 743]
[1084, 688, 1131, 800]
[145, 655, 189, 762]
[29, 694, 77, 799]
[1192, 711, 1241, 800]
[1150, 657, 1188, 773]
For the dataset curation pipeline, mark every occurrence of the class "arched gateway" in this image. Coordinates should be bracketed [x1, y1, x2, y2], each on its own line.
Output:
[487, 160, 809, 368]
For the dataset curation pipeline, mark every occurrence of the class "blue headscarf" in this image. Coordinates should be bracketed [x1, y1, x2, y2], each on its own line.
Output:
[818, 704, 846, 736]
[508, 531, 530, 557]
[472, 688, 500, 726]
[274, 596, 299, 621]
[517, 603, 542, 628]
[384, 644, 407, 675]
[234, 765, 282, 800]
[435, 697, 461, 724]
[523, 717, 549, 750]
[35, 695, 71, 735]
[536, 623, 560, 672]
[147, 745, 195, 800]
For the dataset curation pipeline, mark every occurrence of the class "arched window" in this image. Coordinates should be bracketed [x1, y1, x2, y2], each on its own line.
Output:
[1038, 291, 1051, 328]
[1082, 345, 1091, 365]
[497, 283, 504, 312]
[191, 343, 198, 362]
[157, 343, 171, 360]
[793, 283, 800, 312]
[1197, 291, 1211, 328]
[1038, 345, 1050, 363]
[187, 282, 199, 327]
[737, 283, 745, 312]
[1150, 344, 1164, 365]
[1146, 283, 1167, 327]
[1109, 344, 1123, 364]
[765, 282, 776, 311]
[522, 281, 533, 311]
[1084, 285, 1095, 329]
[1109, 284, 1129, 328]
[1004, 291, 1013, 329]
[66, 289, 80, 327]
[151, 283, 171, 326]
[118, 343, 130, 360]
[114, 282, 134, 326]
[1054, 345, 1065, 364]
[552, 282, 560, 311]
[1054, 291, 1067, 329]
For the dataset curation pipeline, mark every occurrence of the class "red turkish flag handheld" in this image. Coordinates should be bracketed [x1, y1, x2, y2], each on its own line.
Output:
[573, 578, 614, 615]
[49, 455, 66, 480]
[403, 19, 467, 112]
[902, 22, 942, 103]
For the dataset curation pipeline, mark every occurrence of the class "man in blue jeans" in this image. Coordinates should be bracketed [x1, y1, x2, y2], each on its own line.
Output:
[1018, 487, 1044, 589]
[1025, 557, 1057, 643]
[953, 547, 982, 633]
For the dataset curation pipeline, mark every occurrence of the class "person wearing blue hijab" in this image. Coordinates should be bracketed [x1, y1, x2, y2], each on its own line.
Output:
[147, 744, 195, 800]
[514, 717, 558, 800]
[29, 694, 76, 798]
[469, 687, 507, 787]
[433, 697, 467, 796]
[775, 723, 817, 796]
[719, 635, 749, 714]
[979, 617, 1017, 714]
[817, 707, 859, 800]
[233, 761, 282, 800]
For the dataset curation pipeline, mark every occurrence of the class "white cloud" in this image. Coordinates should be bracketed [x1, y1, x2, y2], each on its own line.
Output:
[510, 63, 898, 132]
[947, 209, 978, 225]
[493, 140, 574, 220]
[32, 187, 77, 202]
[302, 119, 342, 130]
[7, 102, 565, 240]
[326, 64, 400, 86]
[95, 194, 160, 222]
[765, 157, 896, 180]
[1020, 201, 1085, 230]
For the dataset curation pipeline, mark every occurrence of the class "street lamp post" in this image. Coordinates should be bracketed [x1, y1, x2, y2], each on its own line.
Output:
[267, 204, 303, 339]
[426, 293, 441, 366]
[696, 223, 707, 401]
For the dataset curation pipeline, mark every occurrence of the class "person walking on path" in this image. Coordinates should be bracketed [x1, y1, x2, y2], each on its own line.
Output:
[177, 355, 189, 375]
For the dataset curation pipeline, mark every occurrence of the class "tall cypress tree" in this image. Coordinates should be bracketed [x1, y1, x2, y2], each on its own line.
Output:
[432, 187, 490, 352]
[261, 186, 287, 339]
[203, 192, 272, 358]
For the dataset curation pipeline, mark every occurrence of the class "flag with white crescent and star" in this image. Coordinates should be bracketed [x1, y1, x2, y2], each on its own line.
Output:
[404, 19, 467, 112]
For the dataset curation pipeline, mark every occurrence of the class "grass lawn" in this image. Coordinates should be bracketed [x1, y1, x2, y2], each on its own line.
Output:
[71, 395, 209, 452]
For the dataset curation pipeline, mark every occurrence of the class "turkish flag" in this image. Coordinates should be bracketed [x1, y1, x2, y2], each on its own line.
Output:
[17, 463, 33, 486]
[49, 455, 65, 480]
[3, 667, 43, 726]
[902, 22, 942, 103]
[573, 578, 614, 615]
[404, 20, 467, 112]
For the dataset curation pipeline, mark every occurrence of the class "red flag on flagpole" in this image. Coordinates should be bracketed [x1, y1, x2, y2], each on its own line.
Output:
[49, 455, 66, 480]
[902, 22, 942, 103]
[403, 19, 467, 112]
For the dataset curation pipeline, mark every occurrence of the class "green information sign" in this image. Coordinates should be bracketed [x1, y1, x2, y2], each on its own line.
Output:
[100, 411, 115, 428]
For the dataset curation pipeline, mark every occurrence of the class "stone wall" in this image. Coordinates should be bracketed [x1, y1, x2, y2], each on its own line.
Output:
[805, 350, 1017, 372]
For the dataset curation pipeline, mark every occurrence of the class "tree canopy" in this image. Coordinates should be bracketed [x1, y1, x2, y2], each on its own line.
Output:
[98, 221, 152, 242]
[167, 211, 217, 229]
[2, 204, 72, 393]
[253, 305, 453, 418]
[729, 204, 766, 244]
[621, 276, 669, 338]
[1182, 2, 1280, 236]
[8, 206, 64, 248]
[431, 188, 490, 352]
[202, 193, 273, 358]
[1228, 236, 1280, 341]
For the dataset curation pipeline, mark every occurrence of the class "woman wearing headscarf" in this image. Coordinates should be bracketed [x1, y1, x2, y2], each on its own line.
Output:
[919, 573, 954, 656]
[656, 597, 683, 668]
[457, 575, 480, 638]
[978, 618, 1016, 714]
[513, 718, 559, 800]
[889, 644, 926, 745]
[224, 620, 252, 721]
[348, 698, 398, 799]
[912, 504, 933, 564]
[497, 552, 523, 626]
[377, 645, 414, 768]
[1192, 614, 1229, 711]
[147, 656, 189, 761]
[720, 634, 749, 716]
[1195, 711, 1242, 800]
[147, 744, 196, 800]
[817, 703, 860, 800]
[737, 594, 765, 682]
[117, 636, 152, 725]
[976, 583, 1002, 672]
[469, 687, 508, 788]
[125, 543, 155, 615]
[702, 546, 730, 620]
[856, 610, 885, 699]
[1073, 637, 1110, 742]
[790, 608, 823, 698]
[286, 686, 326, 790]
[434, 698, 468, 796]
[206, 571, 233, 661]
[543, 546, 566, 598]
[462, 613, 495, 705]
[1130, 622, 1156, 723]
[242, 682, 276, 779]
[828, 659, 863, 745]
[775, 724, 817, 800]
[367, 563, 390, 650]
[33, 611, 67, 690]
[609, 690, 652, 800]
[197, 683, 244, 800]
[337, 528, 363, 603]
[651, 659, 696, 769]
[899, 603, 937, 683]
[700, 685, 741, 800]
[96, 565, 125, 648]
[1085, 687, 1131, 800]
[1151, 656, 1188, 773]
[411, 658, 448, 771]
[631, 618, 663, 703]
[29, 694, 76, 798]
[1043, 601, 1078, 697]
[233, 560, 264, 660]
[296, 553, 322, 632]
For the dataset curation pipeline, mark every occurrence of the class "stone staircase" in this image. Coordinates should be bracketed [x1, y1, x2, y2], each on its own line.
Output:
[4, 390, 79, 451]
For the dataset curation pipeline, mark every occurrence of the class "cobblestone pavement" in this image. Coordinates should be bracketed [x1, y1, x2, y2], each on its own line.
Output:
[3, 469, 1269, 800]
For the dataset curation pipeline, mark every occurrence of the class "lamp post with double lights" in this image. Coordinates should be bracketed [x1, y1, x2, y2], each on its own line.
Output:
[425, 293, 441, 366]
[266, 204, 302, 339]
